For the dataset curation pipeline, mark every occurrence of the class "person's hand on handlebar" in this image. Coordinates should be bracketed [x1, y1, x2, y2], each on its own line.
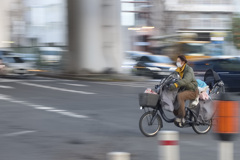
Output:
[169, 83, 177, 91]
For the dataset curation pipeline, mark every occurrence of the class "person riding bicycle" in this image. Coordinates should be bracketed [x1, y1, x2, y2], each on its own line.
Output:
[169, 55, 199, 127]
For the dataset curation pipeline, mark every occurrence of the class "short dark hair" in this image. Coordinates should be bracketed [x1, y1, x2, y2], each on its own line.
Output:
[177, 55, 188, 63]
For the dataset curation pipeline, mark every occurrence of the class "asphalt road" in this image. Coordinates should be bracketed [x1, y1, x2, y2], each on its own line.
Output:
[0, 76, 239, 160]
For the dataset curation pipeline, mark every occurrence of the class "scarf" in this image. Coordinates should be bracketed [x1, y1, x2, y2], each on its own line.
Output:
[175, 63, 186, 79]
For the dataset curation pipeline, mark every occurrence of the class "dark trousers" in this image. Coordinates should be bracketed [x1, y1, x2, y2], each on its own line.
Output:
[173, 89, 199, 118]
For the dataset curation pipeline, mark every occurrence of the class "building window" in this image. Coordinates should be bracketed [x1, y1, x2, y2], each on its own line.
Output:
[179, 0, 191, 4]
[191, 19, 199, 29]
[220, 0, 231, 4]
[201, 0, 210, 4]
[211, 19, 218, 29]
[179, 0, 233, 4]
[178, 19, 190, 29]
[223, 20, 231, 29]
[178, 20, 184, 29]
[191, 13, 199, 19]
[192, 0, 199, 4]
[184, 19, 190, 29]
[179, 0, 184, 4]
[201, 14, 211, 29]
[177, 14, 190, 29]
[203, 19, 211, 28]
[216, 19, 222, 29]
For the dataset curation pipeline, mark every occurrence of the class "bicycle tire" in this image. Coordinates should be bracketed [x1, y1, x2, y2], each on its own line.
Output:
[192, 119, 212, 134]
[139, 111, 162, 137]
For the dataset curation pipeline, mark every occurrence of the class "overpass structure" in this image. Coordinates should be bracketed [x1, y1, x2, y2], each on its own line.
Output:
[66, 0, 123, 74]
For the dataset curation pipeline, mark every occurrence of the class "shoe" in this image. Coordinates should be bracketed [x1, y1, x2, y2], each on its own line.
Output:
[174, 118, 182, 127]
[181, 118, 186, 126]
[175, 117, 180, 122]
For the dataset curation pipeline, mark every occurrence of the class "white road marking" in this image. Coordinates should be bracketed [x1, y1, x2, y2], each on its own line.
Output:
[0, 79, 55, 83]
[35, 107, 55, 110]
[27, 80, 55, 82]
[36, 77, 75, 82]
[26, 104, 46, 108]
[3, 130, 36, 137]
[0, 85, 14, 89]
[0, 94, 89, 119]
[9, 100, 26, 103]
[60, 83, 88, 87]
[91, 82, 146, 88]
[0, 79, 20, 83]
[0, 94, 11, 100]
[148, 79, 162, 82]
[58, 111, 88, 118]
[58, 79, 75, 82]
[46, 109, 66, 112]
[18, 82, 96, 94]
[92, 81, 158, 88]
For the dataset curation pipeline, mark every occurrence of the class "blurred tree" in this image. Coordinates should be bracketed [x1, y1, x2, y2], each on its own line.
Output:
[232, 15, 240, 49]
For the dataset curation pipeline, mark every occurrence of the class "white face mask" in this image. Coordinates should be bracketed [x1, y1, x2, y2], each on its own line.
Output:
[176, 62, 182, 68]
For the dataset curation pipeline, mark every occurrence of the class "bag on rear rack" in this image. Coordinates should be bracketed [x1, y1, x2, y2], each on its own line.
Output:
[191, 99, 215, 123]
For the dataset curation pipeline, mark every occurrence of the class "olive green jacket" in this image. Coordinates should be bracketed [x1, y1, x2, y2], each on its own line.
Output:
[176, 64, 198, 91]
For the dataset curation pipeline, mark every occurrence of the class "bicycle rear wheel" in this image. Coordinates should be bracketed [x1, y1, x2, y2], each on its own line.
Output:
[139, 111, 162, 137]
[192, 119, 212, 134]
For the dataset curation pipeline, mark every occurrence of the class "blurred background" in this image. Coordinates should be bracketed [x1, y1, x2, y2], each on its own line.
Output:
[0, 0, 237, 70]
[1, 0, 240, 90]
[0, 1, 240, 160]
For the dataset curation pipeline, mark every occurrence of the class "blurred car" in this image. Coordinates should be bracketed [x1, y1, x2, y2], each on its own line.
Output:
[0, 48, 13, 57]
[125, 51, 152, 61]
[121, 51, 152, 74]
[1, 55, 36, 77]
[189, 57, 240, 92]
[39, 47, 63, 65]
[12, 53, 38, 62]
[134, 55, 176, 78]
[11, 53, 38, 67]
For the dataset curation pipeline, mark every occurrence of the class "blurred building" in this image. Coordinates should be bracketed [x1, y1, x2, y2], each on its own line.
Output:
[9, 0, 26, 47]
[124, 0, 237, 55]
[121, 0, 155, 52]
[165, 0, 235, 41]
[150, 0, 174, 36]
[22, 0, 67, 47]
[0, 0, 123, 74]
[7, 0, 67, 48]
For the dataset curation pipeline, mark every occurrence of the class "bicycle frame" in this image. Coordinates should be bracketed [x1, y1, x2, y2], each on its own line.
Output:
[141, 104, 175, 124]
[157, 103, 197, 124]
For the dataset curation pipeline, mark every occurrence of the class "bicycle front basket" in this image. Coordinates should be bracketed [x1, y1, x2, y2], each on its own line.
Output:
[138, 93, 159, 107]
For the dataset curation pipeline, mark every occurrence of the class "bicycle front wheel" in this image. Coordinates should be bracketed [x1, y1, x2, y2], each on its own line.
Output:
[139, 111, 162, 137]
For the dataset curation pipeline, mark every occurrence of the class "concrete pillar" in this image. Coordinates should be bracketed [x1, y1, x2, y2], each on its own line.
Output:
[66, 0, 122, 74]
[0, 0, 12, 48]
